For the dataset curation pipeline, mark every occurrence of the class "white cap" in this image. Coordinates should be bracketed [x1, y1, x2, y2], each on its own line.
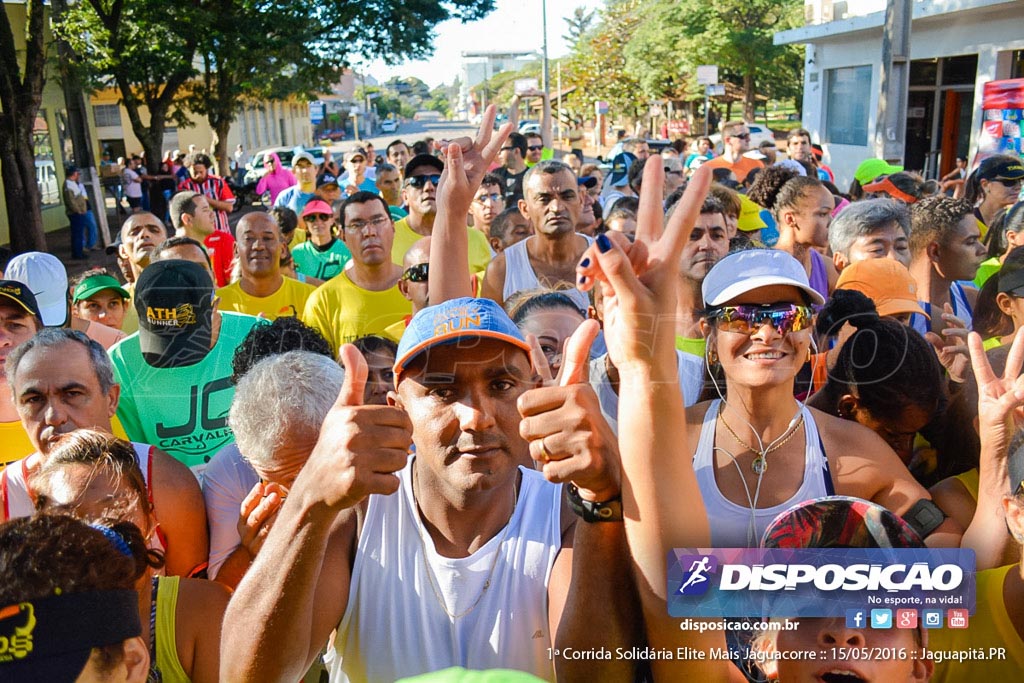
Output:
[701, 249, 825, 308]
[292, 151, 315, 167]
[774, 159, 807, 176]
[3, 252, 69, 326]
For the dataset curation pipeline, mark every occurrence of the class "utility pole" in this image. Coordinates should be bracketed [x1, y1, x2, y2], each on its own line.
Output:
[875, 0, 912, 165]
[51, 0, 111, 246]
[540, 0, 553, 147]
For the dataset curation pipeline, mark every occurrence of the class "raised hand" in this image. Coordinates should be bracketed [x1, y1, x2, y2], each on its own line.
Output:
[437, 105, 513, 211]
[518, 320, 619, 501]
[289, 344, 413, 512]
[926, 303, 971, 382]
[576, 162, 711, 371]
[237, 481, 285, 558]
[969, 327, 1024, 457]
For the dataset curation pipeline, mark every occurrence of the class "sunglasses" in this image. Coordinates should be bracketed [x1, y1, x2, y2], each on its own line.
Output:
[527, 145, 544, 151]
[402, 263, 429, 282]
[474, 193, 502, 203]
[995, 178, 1022, 190]
[405, 174, 441, 189]
[306, 214, 332, 222]
[730, 133, 751, 140]
[708, 303, 813, 336]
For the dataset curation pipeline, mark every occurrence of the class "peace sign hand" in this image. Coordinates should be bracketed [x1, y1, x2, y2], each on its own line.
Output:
[576, 163, 712, 373]
[969, 327, 1024, 459]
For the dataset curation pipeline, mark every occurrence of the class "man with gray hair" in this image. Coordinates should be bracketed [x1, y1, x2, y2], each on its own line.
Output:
[829, 198, 911, 271]
[203, 320, 336, 588]
[481, 159, 592, 310]
[1, 327, 208, 576]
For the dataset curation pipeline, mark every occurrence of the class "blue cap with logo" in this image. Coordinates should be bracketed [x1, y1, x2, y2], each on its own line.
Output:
[394, 297, 532, 380]
[608, 152, 636, 187]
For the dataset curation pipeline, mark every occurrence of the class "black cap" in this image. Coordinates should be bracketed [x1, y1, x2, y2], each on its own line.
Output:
[0, 279, 42, 320]
[134, 260, 214, 368]
[65, 165, 79, 176]
[577, 176, 598, 189]
[0, 590, 141, 683]
[404, 153, 444, 179]
[978, 155, 1024, 182]
[316, 171, 340, 189]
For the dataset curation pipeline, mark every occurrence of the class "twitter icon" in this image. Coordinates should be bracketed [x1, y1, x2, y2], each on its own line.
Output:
[871, 609, 892, 629]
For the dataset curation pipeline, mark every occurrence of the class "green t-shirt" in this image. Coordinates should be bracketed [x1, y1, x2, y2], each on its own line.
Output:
[109, 312, 265, 476]
[292, 238, 352, 281]
[974, 256, 1001, 289]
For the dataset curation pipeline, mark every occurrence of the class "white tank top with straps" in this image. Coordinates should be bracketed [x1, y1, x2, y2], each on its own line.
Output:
[692, 400, 835, 547]
[502, 234, 593, 312]
[327, 460, 562, 683]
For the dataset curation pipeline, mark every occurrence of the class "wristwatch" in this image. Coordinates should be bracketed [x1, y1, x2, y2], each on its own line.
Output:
[566, 484, 623, 523]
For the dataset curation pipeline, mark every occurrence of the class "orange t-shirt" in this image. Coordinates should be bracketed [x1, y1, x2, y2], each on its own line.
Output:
[702, 156, 764, 184]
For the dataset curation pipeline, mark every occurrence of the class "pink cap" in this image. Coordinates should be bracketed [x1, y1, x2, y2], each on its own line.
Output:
[301, 199, 334, 217]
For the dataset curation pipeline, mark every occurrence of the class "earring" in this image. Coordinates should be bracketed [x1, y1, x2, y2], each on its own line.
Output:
[707, 347, 719, 365]
[806, 347, 813, 363]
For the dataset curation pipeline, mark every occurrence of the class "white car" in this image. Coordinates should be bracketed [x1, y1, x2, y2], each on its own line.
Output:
[243, 146, 326, 185]
[380, 119, 398, 133]
[709, 123, 775, 154]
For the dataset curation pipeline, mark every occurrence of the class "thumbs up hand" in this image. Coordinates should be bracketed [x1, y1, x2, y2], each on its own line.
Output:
[291, 344, 413, 513]
[517, 320, 621, 502]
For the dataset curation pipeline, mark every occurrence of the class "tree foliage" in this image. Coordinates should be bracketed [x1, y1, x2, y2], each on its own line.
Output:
[562, 6, 595, 47]
[0, 0, 49, 251]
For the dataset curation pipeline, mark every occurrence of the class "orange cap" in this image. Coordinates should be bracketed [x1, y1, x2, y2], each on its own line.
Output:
[835, 258, 928, 319]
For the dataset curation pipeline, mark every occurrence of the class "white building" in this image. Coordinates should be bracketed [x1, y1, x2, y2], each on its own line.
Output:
[458, 51, 539, 118]
[776, 0, 1024, 189]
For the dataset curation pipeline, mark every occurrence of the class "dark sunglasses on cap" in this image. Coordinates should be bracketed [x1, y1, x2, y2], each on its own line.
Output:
[402, 263, 429, 282]
[404, 174, 441, 189]
[708, 303, 813, 336]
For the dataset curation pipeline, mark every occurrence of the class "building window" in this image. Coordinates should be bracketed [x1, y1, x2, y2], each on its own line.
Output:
[34, 110, 60, 206]
[825, 66, 871, 146]
[941, 55, 978, 86]
[1010, 50, 1024, 79]
[92, 104, 121, 128]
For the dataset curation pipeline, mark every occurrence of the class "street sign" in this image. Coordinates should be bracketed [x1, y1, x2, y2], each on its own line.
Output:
[309, 101, 325, 124]
[515, 78, 541, 96]
[595, 100, 609, 115]
[696, 65, 719, 86]
[705, 84, 726, 97]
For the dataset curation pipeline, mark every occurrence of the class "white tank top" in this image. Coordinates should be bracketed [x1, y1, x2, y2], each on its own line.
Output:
[502, 235, 592, 312]
[328, 460, 562, 683]
[693, 400, 834, 547]
[2, 442, 164, 553]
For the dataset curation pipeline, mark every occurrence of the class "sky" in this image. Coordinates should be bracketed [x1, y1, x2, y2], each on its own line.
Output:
[364, 0, 604, 89]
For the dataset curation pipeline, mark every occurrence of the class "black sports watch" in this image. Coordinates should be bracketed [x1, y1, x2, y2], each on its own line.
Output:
[566, 484, 623, 523]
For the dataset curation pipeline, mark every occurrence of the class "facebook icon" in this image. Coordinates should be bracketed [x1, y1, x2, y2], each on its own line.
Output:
[846, 609, 866, 629]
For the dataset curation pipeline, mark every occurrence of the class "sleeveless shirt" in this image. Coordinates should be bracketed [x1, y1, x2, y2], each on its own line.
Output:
[328, 460, 562, 682]
[501, 235, 592, 312]
[693, 400, 835, 547]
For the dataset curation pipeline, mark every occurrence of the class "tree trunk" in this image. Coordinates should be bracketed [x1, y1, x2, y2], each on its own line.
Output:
[212, 117, 231, 177]
[743, 73, 756, 122]
[0, 119, 47, 252]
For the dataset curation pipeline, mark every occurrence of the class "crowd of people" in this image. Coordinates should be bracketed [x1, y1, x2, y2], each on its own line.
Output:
[3, 105, 1024, 682]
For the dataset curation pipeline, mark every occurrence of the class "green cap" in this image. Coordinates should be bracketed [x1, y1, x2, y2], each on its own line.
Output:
[72, 274, 130, 303]
[854, 158, 903, 185]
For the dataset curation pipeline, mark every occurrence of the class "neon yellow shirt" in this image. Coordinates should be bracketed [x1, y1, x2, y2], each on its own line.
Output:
[303, 271, 411, 354]
[390, 218, 492, 274]
[154, 576, 190, 682]
[675, 335, 706, 357]
[930, 565, 1024, 682]
[0, 421, 34, 467]
[216, 277, 316, 320]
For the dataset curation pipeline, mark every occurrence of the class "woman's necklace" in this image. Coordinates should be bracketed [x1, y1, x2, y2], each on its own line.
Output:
[718, 403, 804, 475]
[413, 468, 518, 620]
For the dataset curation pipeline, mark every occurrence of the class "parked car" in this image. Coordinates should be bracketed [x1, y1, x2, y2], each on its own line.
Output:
[243, 146, 326, 185]
[380, 119, 398, 133]
[518, 120, 541, 135]
[708, 123, 775, 154]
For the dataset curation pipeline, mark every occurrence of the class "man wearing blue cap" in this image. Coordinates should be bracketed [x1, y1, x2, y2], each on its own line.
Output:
[223, 294, 637, 682]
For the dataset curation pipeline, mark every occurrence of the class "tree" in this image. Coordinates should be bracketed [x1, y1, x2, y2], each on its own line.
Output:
[189, 0, 496, 173]
[0, 0, 48, 252]
[57, 0, 200, 169]
[562, 6, 595, 47]
[626, 0, 803, 121]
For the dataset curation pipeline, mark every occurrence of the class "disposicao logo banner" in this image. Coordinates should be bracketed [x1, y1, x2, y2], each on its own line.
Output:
[667, 548, 975, 618]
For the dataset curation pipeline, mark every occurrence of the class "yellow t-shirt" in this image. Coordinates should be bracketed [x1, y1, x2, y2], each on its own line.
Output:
[216, 277, 316, 320]
[929, 565, 1024, 681]
[0, 421, 34, 467]
[121, 282, 139, 335]
[954, 468, 979, 502]
[390, 218, 493, 274]
[303, 271, 411, 354]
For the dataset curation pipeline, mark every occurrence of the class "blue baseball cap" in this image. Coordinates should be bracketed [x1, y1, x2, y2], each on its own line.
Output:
[394, 297, 532, 380]
[608, 152, 635, 187]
